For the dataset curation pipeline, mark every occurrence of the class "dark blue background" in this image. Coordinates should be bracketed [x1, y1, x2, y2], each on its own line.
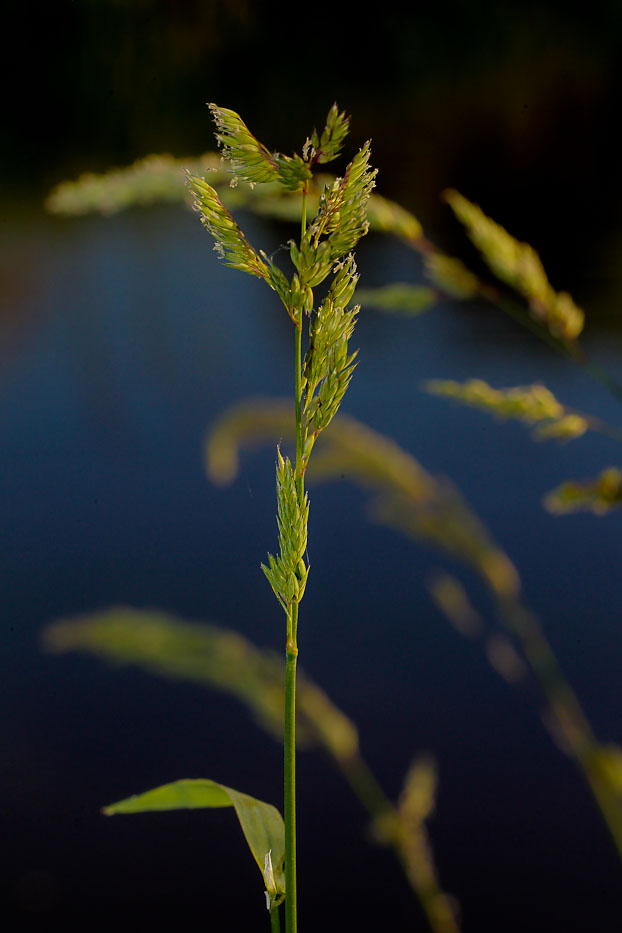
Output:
[2, 202, 622, 931]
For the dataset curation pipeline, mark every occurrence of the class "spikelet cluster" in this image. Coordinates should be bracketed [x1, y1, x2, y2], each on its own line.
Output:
[45, 153, 225, 216]
[209, 104, 311, 192]
[365, 191, 423, 242]
[544, 467, 622, 514]
[261, 451, 310, 609]
[423, 252, 480, 300]
[187, 173, 292, 312]
[355, 283, 437, 316]
[187, 175, 270, 277]
[307, 103, 350, 165]
[302, 255, 360, 440]
[288, 143, 377, 292]
[444, 190, 584, 341]
[314, 141, 377, 258]
[426, 379, 588, 441]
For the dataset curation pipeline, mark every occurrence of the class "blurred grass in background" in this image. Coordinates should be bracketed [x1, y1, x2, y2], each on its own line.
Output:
[7, 0, 621, 308]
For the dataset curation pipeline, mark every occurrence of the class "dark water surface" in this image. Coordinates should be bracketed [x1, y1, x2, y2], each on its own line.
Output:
[2, 206, 622, 931]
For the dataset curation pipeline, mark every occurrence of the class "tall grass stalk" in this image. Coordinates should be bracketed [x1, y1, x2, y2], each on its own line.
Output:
[185, 103, 376, 930]
[283, 184, 308, 933]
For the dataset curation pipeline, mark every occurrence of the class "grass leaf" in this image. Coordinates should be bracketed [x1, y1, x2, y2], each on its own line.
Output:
[104, 778, 285, 897]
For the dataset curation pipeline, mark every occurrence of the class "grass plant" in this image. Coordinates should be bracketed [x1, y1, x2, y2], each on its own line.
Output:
[192, 103, 377, 932]
[43, 100, 622, 929]
[50, 103, 377, 933]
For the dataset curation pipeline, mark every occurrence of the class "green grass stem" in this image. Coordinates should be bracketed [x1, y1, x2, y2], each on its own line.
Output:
[270, 903, 282, 933]
[284, 184, 308, 933]
[284, 622, 298, 933]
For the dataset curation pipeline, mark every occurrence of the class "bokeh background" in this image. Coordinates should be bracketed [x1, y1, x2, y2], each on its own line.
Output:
[3, 1, 622, 930]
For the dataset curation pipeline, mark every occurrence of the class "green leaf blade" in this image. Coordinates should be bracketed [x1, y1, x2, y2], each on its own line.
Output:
[103, 778, 232, 814]
[104, 777, 285, 896]
[224, 786, 286, 895]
